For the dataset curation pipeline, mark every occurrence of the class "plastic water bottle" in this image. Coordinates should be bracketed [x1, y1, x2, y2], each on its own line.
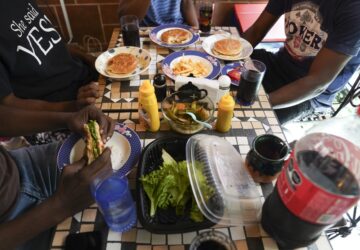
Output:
[261, 107, 360, 249]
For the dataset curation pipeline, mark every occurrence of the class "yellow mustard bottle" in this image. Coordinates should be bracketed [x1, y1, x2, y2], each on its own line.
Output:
[139, 80, 160, 132]
[215, 94, 235, 133]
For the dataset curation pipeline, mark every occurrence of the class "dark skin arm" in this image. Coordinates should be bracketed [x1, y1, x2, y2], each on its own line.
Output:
[0, 105, 115, 249]
[181, 0, 199, 27]
[269, 48, 352, 108]
[0, 149, 112, 250]
[242, 10, 352, 108]
[0, 104, 115, 142]
[0, 82, 99, 112]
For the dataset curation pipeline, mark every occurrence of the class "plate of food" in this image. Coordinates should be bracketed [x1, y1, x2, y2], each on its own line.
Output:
[221, 62, 244, 86]
[57, 122, 141, 177]
[202, 34, 253, 61]
[162, 50, 220, 80]
[149, 24, 200, 48]
[95, 47, 151, 80]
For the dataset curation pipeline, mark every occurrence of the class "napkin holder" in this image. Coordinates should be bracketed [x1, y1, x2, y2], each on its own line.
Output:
[175, 76, 219, 103]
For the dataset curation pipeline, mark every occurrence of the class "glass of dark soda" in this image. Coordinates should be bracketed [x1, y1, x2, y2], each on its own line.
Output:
[236, 59, 266, 106]
[189, 230, 236, 250]
[197, 0, 213, 33]
[120, 15, 140, 47]
[245, 134, 290, 183]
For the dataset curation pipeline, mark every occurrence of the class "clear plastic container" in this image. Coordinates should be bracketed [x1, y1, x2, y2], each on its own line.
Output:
[186, 134, 262, 225]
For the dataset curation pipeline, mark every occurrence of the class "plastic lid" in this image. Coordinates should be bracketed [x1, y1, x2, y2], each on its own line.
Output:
[218, 94, 235, 109]
[139, 80, 155, 97]
[186, 134, 262, 226]
[218, 75, 231, 88]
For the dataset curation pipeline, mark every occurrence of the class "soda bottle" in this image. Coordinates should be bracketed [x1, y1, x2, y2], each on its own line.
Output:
[261, 107, 360, 249]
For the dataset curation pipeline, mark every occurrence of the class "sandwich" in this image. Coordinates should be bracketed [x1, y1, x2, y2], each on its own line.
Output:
[160, 29, 191, 44]
[212, 38, 242, 56]
[106, 53, 138, 75]
[84, 120, 104, 164]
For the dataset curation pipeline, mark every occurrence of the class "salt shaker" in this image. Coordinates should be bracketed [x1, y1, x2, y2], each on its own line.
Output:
[153, 74, 167, 102]
[217, 75, 231, 102]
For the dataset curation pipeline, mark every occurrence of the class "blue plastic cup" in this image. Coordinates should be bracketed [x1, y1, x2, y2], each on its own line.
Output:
[91, 174, 136, 232]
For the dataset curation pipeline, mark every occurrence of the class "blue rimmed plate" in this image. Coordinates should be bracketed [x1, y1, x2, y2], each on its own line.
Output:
[57, 123, 141, 177]
[162, 50, 221, 80]
[221, 62, 244, 86]
[149, 24, 200, 48]
[95, 46, 151, 80]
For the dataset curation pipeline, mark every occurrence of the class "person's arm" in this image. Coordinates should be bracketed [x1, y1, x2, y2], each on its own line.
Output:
[242, 10, 280, 48]
[0, 104, 115, 142]
[0, 148, 112, 250]
[67, 44, 96, 69]
[0, 81, 99, 112]
[269, 48, 352, 109]
[117, 0, 151, 20]
[181, 0, 198, 27]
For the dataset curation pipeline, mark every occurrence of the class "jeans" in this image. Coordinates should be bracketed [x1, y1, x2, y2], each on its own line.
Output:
[251, 49, 314, 124]
[6, 143, 61, 250]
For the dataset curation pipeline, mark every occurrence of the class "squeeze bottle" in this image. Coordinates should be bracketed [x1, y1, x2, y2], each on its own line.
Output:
[138, 80, 160, 132]
[215, 94, 235, 133]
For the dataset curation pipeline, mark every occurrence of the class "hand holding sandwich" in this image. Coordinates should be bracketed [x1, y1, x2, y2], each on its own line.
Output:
[67, 104, 115, 144]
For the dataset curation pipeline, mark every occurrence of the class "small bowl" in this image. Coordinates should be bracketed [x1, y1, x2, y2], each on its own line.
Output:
[161, 92, 214, 134]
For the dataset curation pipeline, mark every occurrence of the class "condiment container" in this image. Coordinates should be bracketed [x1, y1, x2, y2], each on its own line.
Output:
[138, 80, 160, 132]
[186, 134, 262, 225]
[217, 75, 231, 101]
[215, 94, 235, 133]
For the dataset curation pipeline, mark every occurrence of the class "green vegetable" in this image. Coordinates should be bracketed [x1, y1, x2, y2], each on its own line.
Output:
[140, 149, 214, 222]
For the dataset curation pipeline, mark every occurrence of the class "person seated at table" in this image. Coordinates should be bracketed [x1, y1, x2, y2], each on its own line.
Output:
[242, 0, 360, 124]
[118, 0, 198, 27]
[0, 105, 115, 250]
[0, 0, 100, 113]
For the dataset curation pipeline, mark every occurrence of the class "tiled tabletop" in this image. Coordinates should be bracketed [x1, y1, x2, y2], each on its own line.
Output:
[50, 27, 332, 250]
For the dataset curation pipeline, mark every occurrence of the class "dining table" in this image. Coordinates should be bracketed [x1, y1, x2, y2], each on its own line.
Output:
[50, 26, 333, 250]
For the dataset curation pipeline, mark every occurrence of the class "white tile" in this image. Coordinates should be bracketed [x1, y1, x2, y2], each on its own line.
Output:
[239, 145, 250, 154]
[262, 237, 279, 249]
[182, 232, 197, 244]
[136, 229, 151, 244]
[215, 228, 229, 236]
[107, 230, 122, 241]
[144, 139, 155, 146]
[255, 129, 266, 135]
[225, 136, 237, 145]
[106, 243, 121, 250]
[151, 233, 166, 245]
[167, 233, 182, 245]
[314, 236, 332, 250]
[230, 226, 246, 240]
[237, 136, 248, 145]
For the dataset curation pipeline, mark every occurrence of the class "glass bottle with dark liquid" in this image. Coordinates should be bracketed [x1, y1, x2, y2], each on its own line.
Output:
[199, 4, 213, 33]
[122, 23, 140, 47]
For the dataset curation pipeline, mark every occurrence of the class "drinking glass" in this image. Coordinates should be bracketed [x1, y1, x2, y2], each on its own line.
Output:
[92, 174, 136, 232]
[197, 0, 213, 33]
[189, 230, 236, 250]
[236, 59, 266, 106]
[245, 134, 290, 183]
[120, 15, 140, 47]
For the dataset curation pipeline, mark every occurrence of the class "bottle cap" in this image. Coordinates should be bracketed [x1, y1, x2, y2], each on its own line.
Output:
[218, 75, 231, 89]
[153, 74, 166, 87]
[219, 94, 235, 107]
[139, 80, 155, 97]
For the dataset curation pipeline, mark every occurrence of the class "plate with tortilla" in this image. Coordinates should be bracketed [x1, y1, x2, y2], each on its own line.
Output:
[149, 24, 200, 48]
[95, 46, 151, 80]
[57, 123, 141, 177]
[202, 34, 253, 61]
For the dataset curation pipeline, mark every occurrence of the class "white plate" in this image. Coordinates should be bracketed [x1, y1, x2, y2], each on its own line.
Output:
[57, 123, 142, 176]
[95, 47, 151, 80]
[202, 34, 253, 61]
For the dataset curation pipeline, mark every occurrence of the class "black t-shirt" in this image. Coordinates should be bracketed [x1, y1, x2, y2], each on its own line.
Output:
[0, 0, 92, 102]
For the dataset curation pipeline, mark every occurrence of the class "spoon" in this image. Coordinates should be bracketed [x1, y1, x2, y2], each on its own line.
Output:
[185, 112, 212, 129]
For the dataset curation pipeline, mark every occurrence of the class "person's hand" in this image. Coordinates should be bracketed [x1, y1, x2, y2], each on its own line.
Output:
[76, 82, 100, 109]
[67, 105, 115, 143]
[54, 148, 112, 217]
